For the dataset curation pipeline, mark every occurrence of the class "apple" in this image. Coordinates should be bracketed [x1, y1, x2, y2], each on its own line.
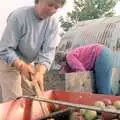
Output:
[94, 101, 106, 109]
[84, 110, 97, 120]
[113, 100, 120, 110]
[102, 98, 112, 105]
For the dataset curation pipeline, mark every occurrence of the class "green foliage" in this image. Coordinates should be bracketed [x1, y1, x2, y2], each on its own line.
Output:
[60, 0, 118, 31]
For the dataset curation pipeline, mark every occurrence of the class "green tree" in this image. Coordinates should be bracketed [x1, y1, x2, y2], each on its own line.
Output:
[60, 0, 118, 31]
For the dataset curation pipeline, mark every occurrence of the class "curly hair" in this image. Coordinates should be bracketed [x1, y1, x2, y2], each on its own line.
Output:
[35, 0, 39, 4]
[55, 52, 66, 65]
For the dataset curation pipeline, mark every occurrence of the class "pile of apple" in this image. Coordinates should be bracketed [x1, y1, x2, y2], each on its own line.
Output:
[72, 99, 120, 120]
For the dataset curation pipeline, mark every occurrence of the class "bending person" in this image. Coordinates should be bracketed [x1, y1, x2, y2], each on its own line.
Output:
[56, 43, 113, 94]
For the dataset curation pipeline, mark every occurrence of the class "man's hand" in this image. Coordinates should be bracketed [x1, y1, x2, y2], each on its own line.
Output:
[13, 58, 35, 79]
[31, 64, 47, 91]
[32, 72, 44, 91]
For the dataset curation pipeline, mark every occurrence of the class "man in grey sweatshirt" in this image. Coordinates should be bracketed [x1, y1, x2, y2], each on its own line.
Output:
[0, 0, 66, 101]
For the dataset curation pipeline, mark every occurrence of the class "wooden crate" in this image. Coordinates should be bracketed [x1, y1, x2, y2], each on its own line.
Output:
[44, 68, 120, 95]
[65, 71, 94, 92]
[112, 68, 120, 95]
[65, 68, 120, 94]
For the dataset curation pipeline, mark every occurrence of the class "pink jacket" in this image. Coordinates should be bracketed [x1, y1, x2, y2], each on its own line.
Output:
[66, 44, 104, 72]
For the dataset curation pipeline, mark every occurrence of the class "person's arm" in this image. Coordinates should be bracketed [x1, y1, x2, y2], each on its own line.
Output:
[66, 53, 86, 72]
[33, 16, 60, 90]
[34, 16, 60, 71]
[0, 13, 35, 80]
[0, 13, 22, 65]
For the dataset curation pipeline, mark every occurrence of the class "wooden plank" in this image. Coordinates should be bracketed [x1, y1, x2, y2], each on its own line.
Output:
[112, 68, 120, 95]
[65, 71, 94, 92]
[44, 68, 120, 95]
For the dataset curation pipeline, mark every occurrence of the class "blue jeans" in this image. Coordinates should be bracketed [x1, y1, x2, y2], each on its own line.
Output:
[94, 47, 113, 94]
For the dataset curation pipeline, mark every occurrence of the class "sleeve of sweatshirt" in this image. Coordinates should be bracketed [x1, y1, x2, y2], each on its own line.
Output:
[34, 16, 61, 70]
[0, 13, 22, 64]
[66, 53, 86, 71]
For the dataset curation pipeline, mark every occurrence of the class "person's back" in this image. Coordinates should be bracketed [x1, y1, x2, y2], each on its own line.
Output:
[66, 43, 104, 71]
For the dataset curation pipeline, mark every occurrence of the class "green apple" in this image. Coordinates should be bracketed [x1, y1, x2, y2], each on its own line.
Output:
[113, 100, 120, 110]
[94, 101, 106, 109]
[84, 110, 97, 120]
